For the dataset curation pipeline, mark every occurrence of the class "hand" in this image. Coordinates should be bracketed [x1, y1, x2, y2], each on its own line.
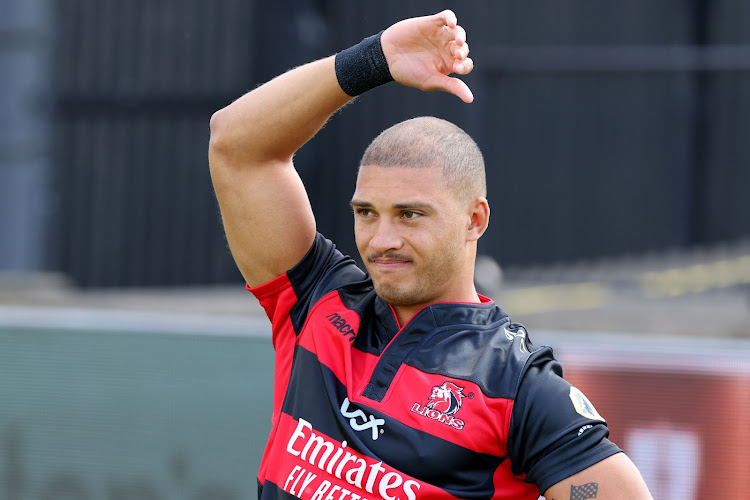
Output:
[381, 10, 474, 103]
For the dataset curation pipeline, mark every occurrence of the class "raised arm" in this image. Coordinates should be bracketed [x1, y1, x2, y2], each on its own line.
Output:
[208, 10, 473, 286]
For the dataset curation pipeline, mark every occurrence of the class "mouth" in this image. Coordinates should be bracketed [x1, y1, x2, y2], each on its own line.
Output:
[367, 254, 412, 271]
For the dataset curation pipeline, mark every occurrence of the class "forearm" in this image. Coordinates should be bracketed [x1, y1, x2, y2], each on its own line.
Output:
[209, 55, 352, 165]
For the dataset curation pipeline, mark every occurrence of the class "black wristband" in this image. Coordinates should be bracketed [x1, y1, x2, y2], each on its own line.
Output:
[335, 31, 394, 97]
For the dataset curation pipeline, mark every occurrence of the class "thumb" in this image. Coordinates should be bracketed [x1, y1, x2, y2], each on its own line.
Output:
[433, 74, 474, 103]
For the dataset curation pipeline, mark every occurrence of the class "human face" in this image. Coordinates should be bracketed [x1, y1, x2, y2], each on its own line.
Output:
[351, 165, 473, 312]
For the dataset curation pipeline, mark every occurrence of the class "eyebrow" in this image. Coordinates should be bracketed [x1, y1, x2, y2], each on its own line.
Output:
[350, 200, 372, 209]
[350, 200, 436, 212]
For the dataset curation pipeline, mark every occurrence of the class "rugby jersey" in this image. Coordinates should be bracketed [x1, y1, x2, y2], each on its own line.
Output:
[248, 233, 620, 500]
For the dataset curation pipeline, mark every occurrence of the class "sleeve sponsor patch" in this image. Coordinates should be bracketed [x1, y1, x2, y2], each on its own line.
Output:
[569, 386, 604, 422]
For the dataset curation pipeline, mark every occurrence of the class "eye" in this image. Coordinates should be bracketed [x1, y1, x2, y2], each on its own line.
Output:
[355, 208, 375, 217]
[401, 211, 421, 219]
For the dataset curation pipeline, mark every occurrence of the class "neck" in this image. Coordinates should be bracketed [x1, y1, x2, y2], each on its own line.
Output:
[392, 288, 482, 328]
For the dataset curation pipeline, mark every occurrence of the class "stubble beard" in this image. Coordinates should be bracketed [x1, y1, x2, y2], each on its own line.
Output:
[371, 276, 429, 307]
[369, 246, 463, 308]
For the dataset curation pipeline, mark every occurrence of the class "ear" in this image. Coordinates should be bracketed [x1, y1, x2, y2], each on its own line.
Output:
[466, 197, 490, 242]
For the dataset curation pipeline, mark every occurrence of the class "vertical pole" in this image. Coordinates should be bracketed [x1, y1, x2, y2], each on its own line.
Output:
[0, 0, 52, 271]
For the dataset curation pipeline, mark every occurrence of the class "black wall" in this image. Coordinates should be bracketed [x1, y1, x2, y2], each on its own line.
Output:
[50, 0, 750, 286]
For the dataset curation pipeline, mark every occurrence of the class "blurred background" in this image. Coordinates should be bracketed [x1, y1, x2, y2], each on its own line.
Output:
[1, 0, 749, 499]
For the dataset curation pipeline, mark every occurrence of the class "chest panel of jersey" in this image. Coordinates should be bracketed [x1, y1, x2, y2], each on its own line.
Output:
[252, 234, 618, 500]
[263, 289, 538, 500]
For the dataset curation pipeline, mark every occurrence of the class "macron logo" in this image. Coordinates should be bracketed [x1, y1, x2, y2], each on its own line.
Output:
[340, 398, 385, 440]
[325, 312, 356, 342]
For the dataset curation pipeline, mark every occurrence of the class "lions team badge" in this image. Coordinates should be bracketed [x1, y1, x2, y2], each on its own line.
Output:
[410, 381, 473, 430]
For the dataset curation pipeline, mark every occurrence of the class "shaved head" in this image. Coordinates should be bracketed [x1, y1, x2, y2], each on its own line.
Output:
[359, 116, 486, 203]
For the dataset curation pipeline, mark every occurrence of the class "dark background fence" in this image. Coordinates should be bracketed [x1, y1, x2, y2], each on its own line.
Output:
[18, 0, 750, 286]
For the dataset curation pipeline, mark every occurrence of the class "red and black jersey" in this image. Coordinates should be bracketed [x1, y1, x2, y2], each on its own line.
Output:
[249, 233, 620, 500]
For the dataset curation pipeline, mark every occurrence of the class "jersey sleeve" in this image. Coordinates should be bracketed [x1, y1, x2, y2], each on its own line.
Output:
[507, 348, 622, 494]
[247, 233, 368, 431]
[248, 232, 368, 337]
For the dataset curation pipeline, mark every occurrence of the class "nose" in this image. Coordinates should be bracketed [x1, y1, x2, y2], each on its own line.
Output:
[369, 218, 404, 254]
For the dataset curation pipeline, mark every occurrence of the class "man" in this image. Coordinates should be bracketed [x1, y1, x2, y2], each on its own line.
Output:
[209, 10, 652, 500]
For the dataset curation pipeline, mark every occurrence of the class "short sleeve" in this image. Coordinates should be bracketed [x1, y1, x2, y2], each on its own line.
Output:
[246, 234, 369, 420]
[248, 232, 368, 335]
[507, 349, 622, 493]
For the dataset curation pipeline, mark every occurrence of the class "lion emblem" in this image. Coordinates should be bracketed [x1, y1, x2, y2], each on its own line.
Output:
[426, 382, 466, 416]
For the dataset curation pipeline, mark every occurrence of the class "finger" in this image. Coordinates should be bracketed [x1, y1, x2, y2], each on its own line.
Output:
[441, 24, 457, 46]
[448, 39, 469, 57]
[454, 25, 467, 46]
[453, 41, 470, 60]
[441, 26, 458, 60]
[453, 56, 474, 75]
[436, 9, 457, 29]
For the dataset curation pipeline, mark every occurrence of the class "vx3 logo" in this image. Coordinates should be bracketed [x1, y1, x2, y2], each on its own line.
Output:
[340, 397, 385, 440]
